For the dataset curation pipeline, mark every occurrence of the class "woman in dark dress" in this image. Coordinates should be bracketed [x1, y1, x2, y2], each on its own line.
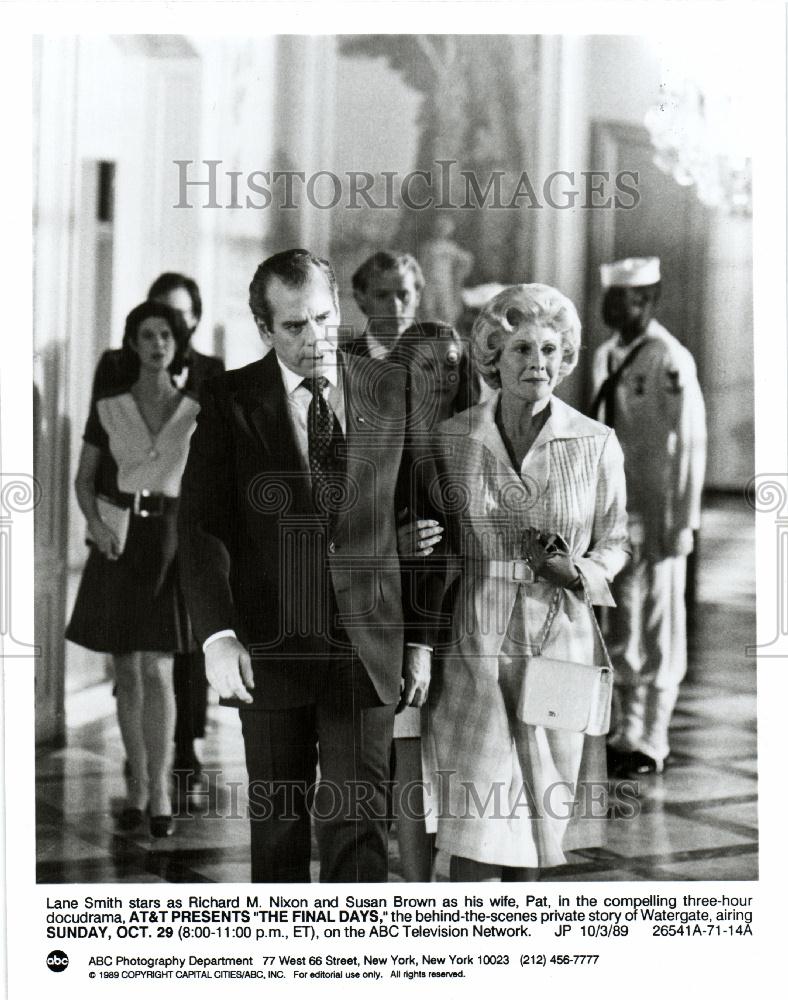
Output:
[389, 321, 477, 880]
[66, 302, 199, 837]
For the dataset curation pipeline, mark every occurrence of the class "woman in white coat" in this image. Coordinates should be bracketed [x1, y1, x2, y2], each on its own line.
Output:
[424, 284, 629, 881]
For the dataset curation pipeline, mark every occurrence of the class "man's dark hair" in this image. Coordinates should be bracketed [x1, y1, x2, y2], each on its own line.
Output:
[351, 251, 424, 295]
[147, 271, 203, 324]
[119, 300, 191, 382]
[249, 249, 338, 330]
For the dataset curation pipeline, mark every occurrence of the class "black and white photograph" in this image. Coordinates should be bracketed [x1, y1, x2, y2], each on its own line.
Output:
[3, 1, 786, 996]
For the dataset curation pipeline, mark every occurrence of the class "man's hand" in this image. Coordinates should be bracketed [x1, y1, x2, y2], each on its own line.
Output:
[397, 645, 431, 713]
[205, 636, 255, 703]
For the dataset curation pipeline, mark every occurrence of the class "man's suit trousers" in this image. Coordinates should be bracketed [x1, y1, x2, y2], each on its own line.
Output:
[240, 654, 396, 883]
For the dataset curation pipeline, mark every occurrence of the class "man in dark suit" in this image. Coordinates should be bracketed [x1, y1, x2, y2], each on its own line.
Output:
[177, 249, 435, 883]
[344, 251, 424, 360]
[91, 272, 224, 789]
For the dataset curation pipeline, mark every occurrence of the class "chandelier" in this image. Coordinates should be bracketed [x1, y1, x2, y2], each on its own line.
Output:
[644, 47, 752, 216]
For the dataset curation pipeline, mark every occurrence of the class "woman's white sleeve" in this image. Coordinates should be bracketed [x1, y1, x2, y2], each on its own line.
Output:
[575, 430, 629, 606]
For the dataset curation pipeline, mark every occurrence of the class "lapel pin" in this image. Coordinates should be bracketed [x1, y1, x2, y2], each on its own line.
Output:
[356, 415, 366, 423]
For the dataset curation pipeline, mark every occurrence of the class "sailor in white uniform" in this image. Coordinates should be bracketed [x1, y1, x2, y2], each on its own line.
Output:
[591, 257, 706, 776]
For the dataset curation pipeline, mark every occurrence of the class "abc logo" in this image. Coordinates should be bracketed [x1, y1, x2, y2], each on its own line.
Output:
[46, 950, 69, 972]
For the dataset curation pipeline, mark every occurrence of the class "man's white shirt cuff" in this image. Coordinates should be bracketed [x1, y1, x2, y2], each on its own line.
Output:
[203, 629, 238, 652]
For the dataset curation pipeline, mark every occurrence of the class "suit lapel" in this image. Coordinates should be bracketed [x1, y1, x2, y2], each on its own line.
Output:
[246, 352, 304, 481]
[341, 351, 365, 441]
[339, 351, 367, 492]
[336, 352, 390, 532]
[243, 351, 397, 523]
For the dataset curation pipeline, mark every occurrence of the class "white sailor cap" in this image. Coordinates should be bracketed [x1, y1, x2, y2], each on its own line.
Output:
[600, 257, 661, 289]
[461, 283, 509, 309]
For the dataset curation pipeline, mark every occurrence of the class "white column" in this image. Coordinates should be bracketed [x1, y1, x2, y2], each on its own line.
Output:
[530, 35, 589, 409]
[33, 35, 81, 744]
[701, 211, 754, 489]
[275, 35, 338, 255]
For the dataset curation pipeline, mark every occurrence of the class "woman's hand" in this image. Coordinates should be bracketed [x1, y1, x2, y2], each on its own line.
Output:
[89, 518, 121, 560]
[75, 443, 121, 560]
[397, 510, 444, 557]
[522, 528, 581, 589]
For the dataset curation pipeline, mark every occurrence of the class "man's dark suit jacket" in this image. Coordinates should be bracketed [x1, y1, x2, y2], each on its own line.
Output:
[177, 350, 440, 710]
[91, 346, 225, 401]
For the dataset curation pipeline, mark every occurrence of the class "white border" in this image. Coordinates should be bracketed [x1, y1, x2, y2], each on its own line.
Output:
[3, 2, 785, 998]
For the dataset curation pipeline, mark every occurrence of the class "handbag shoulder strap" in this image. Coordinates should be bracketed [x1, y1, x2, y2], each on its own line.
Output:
[577, 578, 614, 671]
[532, 587, 562, 656]
[533, 579, 614, 671]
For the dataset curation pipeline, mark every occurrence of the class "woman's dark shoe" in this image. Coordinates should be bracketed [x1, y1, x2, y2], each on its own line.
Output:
[116, 807, 144, 831]
[149, 815, 174, 838]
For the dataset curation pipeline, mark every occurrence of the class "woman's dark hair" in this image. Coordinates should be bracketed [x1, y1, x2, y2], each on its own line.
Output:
[118, 301, 191, 383]
[391, 321, 479, 421]
[147, 271, 202, 324]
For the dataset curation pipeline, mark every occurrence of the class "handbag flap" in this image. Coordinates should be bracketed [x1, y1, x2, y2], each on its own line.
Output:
[518, 656, 612, 732]
[94, 496, 130, 554]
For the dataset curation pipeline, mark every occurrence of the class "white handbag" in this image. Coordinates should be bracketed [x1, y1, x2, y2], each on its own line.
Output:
[516, 582, 613, 736]
[91, 496, 131, 555]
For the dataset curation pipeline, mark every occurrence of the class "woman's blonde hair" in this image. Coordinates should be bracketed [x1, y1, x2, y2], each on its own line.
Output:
[472, 283, 581, 389]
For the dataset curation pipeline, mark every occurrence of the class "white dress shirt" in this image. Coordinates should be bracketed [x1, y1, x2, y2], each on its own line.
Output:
[276, 356, 346, 460]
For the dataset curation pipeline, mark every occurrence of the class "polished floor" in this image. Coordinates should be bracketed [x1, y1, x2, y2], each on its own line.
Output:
[37, 496, 757, 883]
